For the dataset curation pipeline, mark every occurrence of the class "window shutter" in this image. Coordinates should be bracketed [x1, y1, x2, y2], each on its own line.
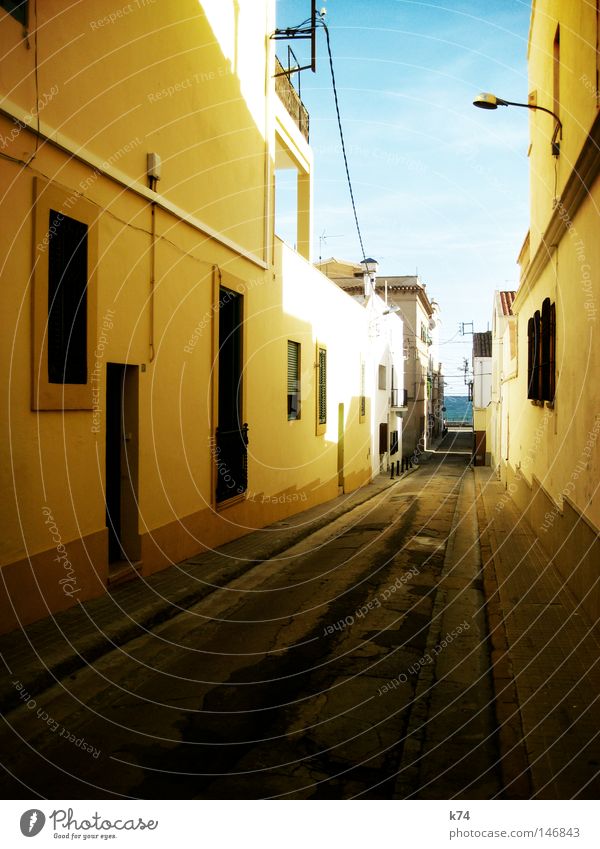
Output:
[287, 340, 300, 420]
[527, 313, 541, 400]
[541, 298, 551, 401]
[287, 341, 299, 393]
[318, 346, 327, 425]
[527, 317, 535, 399]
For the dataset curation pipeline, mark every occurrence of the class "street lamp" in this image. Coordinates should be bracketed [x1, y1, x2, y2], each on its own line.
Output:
[360, 257, 378, 299]
[473, 92, 563, 156]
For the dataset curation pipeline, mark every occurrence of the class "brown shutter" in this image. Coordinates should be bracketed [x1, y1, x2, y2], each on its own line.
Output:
[541, 298, 551, 401]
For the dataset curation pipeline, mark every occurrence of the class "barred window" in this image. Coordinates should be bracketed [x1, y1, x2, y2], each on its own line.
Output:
[287, 340, 300, 420]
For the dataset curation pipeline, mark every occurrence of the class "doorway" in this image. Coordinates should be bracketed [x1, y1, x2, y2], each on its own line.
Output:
[216, 287, 248, 503]
[105, 363, 140, 563]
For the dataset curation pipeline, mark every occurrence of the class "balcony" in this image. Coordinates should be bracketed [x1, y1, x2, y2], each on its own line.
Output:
[275, 56, 310, 142]
[391, 388, 409, 409]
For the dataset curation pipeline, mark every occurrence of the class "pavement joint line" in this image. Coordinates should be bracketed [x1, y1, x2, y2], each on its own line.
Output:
[0, 467, 419, 716]
[475, 469, 533, 799]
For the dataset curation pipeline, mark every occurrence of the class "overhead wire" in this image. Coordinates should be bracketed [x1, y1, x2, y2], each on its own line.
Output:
[317, 14, 367, 261]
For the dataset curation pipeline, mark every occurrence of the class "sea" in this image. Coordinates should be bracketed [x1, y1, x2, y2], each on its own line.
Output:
[443, 395, 473, 424]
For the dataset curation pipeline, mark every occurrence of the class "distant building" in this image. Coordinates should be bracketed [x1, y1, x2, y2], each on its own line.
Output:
[314, 259, 406, 474]
[318, 263, 443, 457]
[490, 291, 517, 471]
[472, 331, 492, 466]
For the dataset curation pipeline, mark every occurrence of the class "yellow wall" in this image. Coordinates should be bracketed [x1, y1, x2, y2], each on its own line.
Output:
[528, 0, 599, 258]
[508, 0, 600, 527]
[500, 0, 600, 619]
[510, 183, 600, 528]
[0, 1, 375, 633]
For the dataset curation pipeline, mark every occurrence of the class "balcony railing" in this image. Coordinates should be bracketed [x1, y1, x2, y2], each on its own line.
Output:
[391, 388, 408, 409]
[275, 56, 310, 141]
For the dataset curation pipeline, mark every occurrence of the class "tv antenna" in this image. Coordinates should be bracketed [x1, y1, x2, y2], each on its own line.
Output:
[318, 230, 343, 264]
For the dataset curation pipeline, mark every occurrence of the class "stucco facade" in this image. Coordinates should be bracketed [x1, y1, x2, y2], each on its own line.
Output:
[497, 0, 600, 621]
[0, 2, 386, 633]
[319, 264, 442, 458]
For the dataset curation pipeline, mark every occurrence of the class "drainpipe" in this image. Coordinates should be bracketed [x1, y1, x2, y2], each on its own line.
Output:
[149, 199, 156, 362]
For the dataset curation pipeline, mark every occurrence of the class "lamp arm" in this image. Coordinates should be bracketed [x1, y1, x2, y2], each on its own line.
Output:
[500, 99, 563, 136]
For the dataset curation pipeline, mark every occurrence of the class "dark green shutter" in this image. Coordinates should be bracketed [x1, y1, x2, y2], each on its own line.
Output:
[288, 340, 300, 420]
[287, 341, 299, 393]
[318, 347, 327, 425]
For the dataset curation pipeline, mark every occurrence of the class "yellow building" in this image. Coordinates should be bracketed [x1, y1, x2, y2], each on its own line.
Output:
[497, 0, 600, 621]
[0, 1, 379, 634]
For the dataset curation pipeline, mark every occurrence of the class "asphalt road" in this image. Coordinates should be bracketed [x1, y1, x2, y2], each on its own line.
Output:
[0, 430, 501, 799]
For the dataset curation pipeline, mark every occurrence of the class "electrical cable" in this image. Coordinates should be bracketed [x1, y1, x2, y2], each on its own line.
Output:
[26, 0, 40, 165]
[318, 15, 367, 261]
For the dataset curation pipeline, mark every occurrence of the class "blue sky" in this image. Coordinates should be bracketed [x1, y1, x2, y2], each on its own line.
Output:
[275, 0, 532, 394]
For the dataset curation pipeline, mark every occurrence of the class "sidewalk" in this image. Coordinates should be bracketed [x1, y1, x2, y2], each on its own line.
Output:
[0, 467, 417, 715]
[475, 467, 600, 799]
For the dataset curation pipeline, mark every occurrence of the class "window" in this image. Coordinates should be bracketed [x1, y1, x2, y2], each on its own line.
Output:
[32, 178, 97, 410]
[1, 0, 28, 25]
[48, 210, 88, 384]
[316, 344, 327, 432]
[287, 340, 300, 420]
[378, 364, 387, 390]
[527, 300, 555, 403]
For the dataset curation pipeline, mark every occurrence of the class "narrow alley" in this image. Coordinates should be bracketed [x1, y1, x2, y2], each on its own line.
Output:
[1, 430, 599, 801]
[0, 432, 507, 798]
